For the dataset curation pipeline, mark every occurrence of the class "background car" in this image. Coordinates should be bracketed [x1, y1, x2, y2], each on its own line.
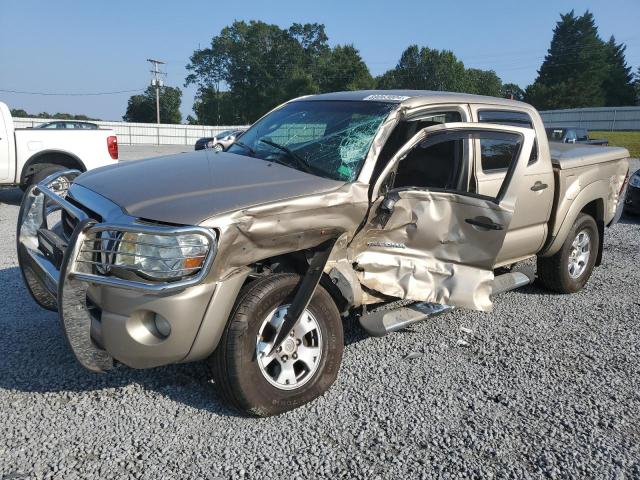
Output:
[194, 129, 246, 151]
[624, 169, 640, 216]
[545, 127, 608, 145]
[36, 121, 99, 129]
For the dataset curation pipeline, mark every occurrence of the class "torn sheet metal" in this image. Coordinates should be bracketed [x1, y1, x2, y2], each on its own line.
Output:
[202, 181, 370, 279]
[350, 190, 515, 312]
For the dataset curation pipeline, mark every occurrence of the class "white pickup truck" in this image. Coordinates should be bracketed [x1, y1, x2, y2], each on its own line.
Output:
[0, 102, 118, 190]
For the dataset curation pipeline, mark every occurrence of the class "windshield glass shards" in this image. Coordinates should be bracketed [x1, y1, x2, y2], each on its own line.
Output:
[227, 101, 395, 182]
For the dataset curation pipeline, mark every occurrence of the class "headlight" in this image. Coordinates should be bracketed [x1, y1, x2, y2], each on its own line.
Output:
[630, 172, 640, 188]
[104, 232, 212, 281]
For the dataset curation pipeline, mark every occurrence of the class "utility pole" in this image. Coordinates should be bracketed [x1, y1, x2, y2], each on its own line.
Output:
[147, 58, 165, 125]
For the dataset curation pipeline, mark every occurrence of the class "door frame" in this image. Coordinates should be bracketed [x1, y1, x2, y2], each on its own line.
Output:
[352, 123, 536, 311]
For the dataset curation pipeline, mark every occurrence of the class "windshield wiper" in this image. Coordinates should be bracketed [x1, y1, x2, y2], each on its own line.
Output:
[233, 141, 256, 156]
[259, 138, 314, 174]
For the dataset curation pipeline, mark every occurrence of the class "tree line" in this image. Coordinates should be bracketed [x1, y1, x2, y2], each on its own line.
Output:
[10, 108, 98, 121]
[122, 10, 640, 125]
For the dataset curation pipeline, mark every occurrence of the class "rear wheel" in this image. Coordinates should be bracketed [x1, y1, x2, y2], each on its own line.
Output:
[537, 213, 599, 293]
[209, 273, 343, 416]
[20, 163, 69, 192]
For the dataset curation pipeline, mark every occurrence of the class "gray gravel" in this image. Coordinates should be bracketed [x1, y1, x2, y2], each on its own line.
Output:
[1, 160, 639, 479]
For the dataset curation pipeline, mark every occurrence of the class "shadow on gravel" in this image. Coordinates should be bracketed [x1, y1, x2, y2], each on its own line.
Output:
[517, 282, 554, 295]
[0, 263, 371, 418]
[0, 268, 244, 417]
[0, 187, 23, 206]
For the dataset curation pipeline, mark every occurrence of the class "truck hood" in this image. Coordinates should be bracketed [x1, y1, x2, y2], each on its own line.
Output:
[74, 151, 345, 225]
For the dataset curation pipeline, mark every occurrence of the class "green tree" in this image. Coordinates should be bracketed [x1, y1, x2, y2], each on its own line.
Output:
[185, 21, 374, 124]
[318, 45, 374, 92]
[10, 108, 98, 120]
[186, 21, 321, 123]
[375, 70, 400, 90]
[602, 36, 636, 106]
[191, 88, 246, 125]
[501, 83, 525, 101]
[525, 10, 611, 109]
[376, 45, 468, 92]
[123, 85, 182, 123]
[465, 68, 503, 96]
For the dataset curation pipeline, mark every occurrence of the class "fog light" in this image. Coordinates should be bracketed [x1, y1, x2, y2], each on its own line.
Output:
[154, 314, 171, 338]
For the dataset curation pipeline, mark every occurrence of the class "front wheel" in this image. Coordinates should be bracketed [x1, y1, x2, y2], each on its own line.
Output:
[209, 274, 343, 416]
[537, 213, 599, 293]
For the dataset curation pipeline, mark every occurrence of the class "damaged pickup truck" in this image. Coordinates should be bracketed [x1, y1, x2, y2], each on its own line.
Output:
[17, 90, 629, 416]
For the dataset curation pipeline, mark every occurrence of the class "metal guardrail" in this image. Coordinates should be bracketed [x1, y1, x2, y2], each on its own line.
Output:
[540, 107, 640, 131]
[12, 117, 248, 146]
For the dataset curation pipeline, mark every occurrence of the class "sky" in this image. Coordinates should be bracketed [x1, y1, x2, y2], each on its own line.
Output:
[1, 0, 639, 122]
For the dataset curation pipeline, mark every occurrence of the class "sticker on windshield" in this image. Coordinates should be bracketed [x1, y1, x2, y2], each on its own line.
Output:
[363, 94, 410, 102]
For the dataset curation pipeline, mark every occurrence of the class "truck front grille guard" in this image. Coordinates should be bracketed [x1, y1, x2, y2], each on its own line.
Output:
[20, 170, 218, 295]
[17, 170, 218, 373]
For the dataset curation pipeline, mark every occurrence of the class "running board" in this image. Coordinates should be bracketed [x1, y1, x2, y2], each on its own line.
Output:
[358, 270, 534, 337]
[491, 270, 533, 296]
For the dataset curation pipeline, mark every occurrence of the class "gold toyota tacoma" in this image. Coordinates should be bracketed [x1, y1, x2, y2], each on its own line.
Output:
[17, 91, 630, 416]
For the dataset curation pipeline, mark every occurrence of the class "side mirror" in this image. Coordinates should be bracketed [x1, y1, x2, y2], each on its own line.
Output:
[380, 196, 396, 215]
[373, 193, 398, 227]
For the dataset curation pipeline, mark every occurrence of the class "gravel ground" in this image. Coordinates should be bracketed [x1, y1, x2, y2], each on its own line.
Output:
[0, 160, 639, 479]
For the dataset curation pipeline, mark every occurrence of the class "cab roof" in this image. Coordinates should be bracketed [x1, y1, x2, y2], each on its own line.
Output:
[295, 89, 531, 110]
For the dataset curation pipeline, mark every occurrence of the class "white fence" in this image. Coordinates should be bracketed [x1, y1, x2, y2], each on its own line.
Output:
[540, 107, 640, 131]
[12, 117, 248, 146]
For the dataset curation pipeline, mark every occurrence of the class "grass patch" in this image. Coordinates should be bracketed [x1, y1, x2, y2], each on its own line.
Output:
[590, 131, 640, 157]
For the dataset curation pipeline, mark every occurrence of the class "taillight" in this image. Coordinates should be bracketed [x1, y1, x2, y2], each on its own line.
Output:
[107, 136, 118, 160]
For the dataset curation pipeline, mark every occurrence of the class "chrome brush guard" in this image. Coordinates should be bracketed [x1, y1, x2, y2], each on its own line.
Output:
[16, 170, 217, 372]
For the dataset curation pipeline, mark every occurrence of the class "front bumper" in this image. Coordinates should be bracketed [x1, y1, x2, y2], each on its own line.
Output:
[16, 171, 242, 371]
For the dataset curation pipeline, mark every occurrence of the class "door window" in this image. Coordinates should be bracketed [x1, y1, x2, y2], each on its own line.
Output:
[480, 134, 521, 173]
[392, 129, 524, 202]
[393, 133, 467, 192]
[478, 109, 537, 164]
[372, 110, 463, 187]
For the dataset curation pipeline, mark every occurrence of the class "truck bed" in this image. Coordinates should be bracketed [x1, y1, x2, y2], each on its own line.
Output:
[549, 143, 628, 170]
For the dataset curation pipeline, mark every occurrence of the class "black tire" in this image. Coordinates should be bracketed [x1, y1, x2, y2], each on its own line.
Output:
[209, 273, 343, 417]
[20, 163, 66, 191]
[537, 213, 599, 293]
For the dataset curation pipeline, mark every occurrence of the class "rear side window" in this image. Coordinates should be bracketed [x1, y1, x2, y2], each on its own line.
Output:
[480, 135, 521, 172]
[478, 110, 537, 165]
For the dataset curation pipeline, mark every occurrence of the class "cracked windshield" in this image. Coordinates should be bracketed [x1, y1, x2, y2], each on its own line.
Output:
[227, 100, 395, 182]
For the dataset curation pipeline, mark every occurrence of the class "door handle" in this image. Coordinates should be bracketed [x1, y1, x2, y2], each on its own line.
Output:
[465, 217, 503, 231]
[531, 181, 548, 192]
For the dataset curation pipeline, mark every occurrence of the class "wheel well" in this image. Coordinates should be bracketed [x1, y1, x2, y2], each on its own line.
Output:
[20, 151, 86, 185]
[246, 250, 350, 314]
[580, 199, 605, 266]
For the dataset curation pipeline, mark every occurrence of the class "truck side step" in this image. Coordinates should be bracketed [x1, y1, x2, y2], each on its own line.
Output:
[358, 302, 453, 337]
[358, 270, 534, 337]
[491, 270, 534, 296]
